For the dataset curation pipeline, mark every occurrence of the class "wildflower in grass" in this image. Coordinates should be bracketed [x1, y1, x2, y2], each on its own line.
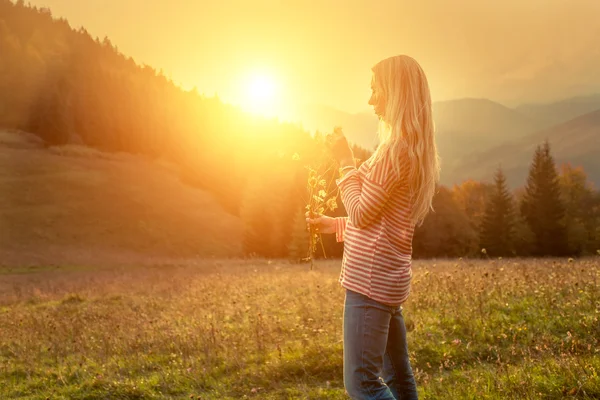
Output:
[298, 131, 341, 269]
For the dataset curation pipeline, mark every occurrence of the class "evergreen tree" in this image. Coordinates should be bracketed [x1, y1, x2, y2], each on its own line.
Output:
[288, 208, 310, 261]
[413, 187, 479, 258]
[239, 177, 273, 257]
[520, 141, 568, 256]
[27, 73, 72, 146]
[480, 167, 515, 256]
[452, 180, 493, 232]
[558, 164, 599, 255]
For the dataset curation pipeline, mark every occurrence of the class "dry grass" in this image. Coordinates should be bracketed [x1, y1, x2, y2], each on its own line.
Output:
[0, 135, 242, 266]
[1, 258, 598, 399]
[0, 130, 44, 150]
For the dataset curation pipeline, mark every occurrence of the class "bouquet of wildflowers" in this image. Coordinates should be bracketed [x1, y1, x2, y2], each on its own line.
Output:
[298, 126, 347, 269]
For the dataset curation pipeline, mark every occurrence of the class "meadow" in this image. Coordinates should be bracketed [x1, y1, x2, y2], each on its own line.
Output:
[1, 258, 599, 399]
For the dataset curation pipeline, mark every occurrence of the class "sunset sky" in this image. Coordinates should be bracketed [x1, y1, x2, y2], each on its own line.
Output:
[28, 0, 600, 118]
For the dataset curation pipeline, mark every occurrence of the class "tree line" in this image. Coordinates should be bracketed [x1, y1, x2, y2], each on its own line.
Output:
[1, 1, 598, 259]
[414, 141, 600, 258]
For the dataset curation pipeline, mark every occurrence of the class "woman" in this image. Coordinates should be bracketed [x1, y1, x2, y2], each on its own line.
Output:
[307, 55, 439, 400]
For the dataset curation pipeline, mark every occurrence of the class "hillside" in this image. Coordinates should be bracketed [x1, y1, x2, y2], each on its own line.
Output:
[0, 1, 318, 260]
[0, 130, 243, 267]
[446, 109, 600, 187]
[433, 98, 541, 180]
[516, 94, 600, 129]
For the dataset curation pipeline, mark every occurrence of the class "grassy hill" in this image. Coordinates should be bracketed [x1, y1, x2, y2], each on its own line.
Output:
[447, 109, 600, 187]
[0, 130, 242, 267]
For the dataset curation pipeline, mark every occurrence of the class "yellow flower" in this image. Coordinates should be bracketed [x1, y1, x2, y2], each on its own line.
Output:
[319, 179, 326, 187]
[326, 198, 338, 211]
[292, 153, 300, 161]
[308, 177, 318, 188]
[318, 190, 327, 198]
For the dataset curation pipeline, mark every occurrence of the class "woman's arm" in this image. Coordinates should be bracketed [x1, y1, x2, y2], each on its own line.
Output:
[335, 217, 348, 242]
[337, 155, 398, 229]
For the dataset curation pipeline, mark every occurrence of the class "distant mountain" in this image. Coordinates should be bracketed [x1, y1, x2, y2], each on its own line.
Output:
[293, 98, 599, 188]
[294, 99, 542, 178]
[446, 109, 600, 188]
[516, 94, 600, 129]
[433, 98, 542, 180]
[289, 104, 380, 151]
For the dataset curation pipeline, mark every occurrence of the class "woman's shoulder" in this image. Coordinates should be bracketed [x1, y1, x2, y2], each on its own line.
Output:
[369, 143, 411, 185]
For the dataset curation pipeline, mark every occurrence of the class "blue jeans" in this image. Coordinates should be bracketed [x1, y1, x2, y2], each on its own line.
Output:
[343, 289, 418, 400]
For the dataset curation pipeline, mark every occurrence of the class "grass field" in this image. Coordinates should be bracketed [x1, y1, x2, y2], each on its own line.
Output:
[1, 258, 599, 399]
[0, 131, 242, 267]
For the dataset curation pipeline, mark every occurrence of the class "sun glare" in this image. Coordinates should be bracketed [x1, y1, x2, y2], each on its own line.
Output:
[242, 73, 279, 117]
[249, 76, 275, 101]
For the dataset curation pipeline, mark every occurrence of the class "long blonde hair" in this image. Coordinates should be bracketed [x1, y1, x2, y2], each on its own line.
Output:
[370, 55, 440, 225]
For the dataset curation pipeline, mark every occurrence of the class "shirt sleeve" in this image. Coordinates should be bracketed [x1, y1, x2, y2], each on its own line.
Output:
[335, 217, 348, 242]
[336, 153, 399, 229]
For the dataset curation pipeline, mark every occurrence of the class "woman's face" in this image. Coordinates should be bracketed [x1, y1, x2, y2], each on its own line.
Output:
[368, 76, 386, 118]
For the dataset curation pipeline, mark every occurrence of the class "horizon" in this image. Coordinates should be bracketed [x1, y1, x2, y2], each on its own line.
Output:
[25, 0, 600, 120]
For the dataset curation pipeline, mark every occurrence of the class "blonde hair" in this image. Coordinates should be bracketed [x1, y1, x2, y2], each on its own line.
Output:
[370, 55, 440, 225]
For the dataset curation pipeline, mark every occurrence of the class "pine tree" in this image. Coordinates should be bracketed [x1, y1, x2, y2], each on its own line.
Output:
[480, 167, 515, 256]
[288, 208, 310, 261]
[520, 141, 568, 256]
[27, 75, 72, 146]
[240, 177, 272, 257]
[558, 164, 598, 255]
[413, 187, 479, 258]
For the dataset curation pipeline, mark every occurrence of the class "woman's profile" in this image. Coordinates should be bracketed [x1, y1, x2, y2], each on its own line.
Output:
[308, 54, 440, 400]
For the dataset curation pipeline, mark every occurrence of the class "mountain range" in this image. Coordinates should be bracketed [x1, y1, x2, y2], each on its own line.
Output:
[291, 94, 600, 188]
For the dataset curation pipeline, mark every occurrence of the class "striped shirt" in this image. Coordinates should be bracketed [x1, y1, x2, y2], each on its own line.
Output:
[335, 148, 415, 306]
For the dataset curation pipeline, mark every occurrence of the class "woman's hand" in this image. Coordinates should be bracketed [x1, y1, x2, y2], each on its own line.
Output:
[327, 127, 355, 167]
[305, 212, 337, 234]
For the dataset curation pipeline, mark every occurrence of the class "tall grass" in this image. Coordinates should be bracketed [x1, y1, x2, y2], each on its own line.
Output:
[1, 258, 598, 399]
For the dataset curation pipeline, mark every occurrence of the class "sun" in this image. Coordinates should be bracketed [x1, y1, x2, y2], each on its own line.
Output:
[242, 73, 279, 116]
[249, 75, 275, 102]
